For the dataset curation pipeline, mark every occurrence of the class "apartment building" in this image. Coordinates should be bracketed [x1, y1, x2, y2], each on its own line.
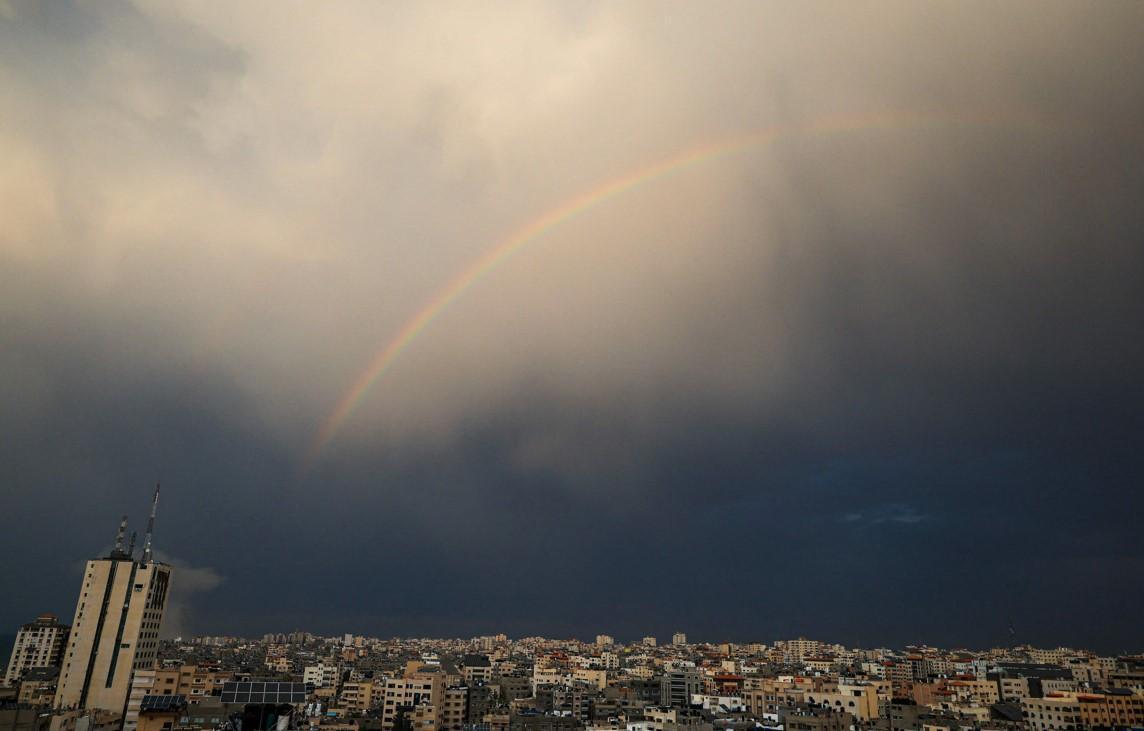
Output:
[380, 665, 446, 730]
[4, 614, 70, 687]
[1076, 689, 1144, 728]
[1021, 695, 1081, 731]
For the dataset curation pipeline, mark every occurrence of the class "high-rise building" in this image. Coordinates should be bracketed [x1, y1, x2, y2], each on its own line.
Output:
[672, 632, 687, 646]
[4, 613, 70, 686]
[54, 487, 171, 720]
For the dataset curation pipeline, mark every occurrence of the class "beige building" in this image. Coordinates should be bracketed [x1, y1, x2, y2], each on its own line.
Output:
[1021, 694, 1081, 731]
[135, 695, 188, 731]
[380, 665, 447, 731]
[124, 662, 232, 727]
[17, 668, 60, 707]
[743, 680, 807, 716]
[573, 668, 607, 690]
[172, 665, 232, 702]
[123, 669, 175, 731]
[781, 638, 822, 663]
[945, 678, 999, 705]
[804, 682, 879, 721]
[997, 676, 1031, 702]
[1077, 690, 1144, 728]
[440, 686, 467, 731]
[47, 709, 123, 731]
[304, 663, 341, 689]
[54, 491, 171, 719]
[4, 614, 70, 687]
[341, 680, 376, 712]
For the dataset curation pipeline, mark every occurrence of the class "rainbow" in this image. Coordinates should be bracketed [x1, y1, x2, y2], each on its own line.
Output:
[302, 108, 1052, 470]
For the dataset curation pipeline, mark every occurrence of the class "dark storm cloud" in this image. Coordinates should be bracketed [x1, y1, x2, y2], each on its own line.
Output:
[1, 0, 1142, 651]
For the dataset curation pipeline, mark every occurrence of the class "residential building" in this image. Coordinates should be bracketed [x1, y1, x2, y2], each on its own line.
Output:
[17, 667, 60, 707]
[1021, 694, 1082, 731]
[304, 663, 341, 690]
[778, 706, 853, 731]
[661, 668, 703, 708]
[341, 680, 376, 712]
[4, 614, 70, 686]
[380, 664, 446, 731]
[1076, 689, 1144, 728]
[440, 685, 467, 731]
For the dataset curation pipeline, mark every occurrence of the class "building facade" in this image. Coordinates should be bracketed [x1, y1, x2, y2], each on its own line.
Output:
[4, 614, 70, 687]
[53, 490, 171, 720]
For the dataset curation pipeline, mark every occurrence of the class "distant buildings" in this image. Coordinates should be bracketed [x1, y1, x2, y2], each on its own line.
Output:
[3, 613, 70, 687]
[8, 485, 1144, 731]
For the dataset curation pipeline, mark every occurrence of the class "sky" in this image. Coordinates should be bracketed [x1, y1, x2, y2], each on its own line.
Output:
[1, 1, 1143, 653]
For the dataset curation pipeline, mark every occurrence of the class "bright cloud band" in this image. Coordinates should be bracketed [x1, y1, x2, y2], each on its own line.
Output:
[302, 109, 1052, 471]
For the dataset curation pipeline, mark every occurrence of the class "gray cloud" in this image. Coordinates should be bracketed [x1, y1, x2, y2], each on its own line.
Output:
[2, 0, 1143, 650]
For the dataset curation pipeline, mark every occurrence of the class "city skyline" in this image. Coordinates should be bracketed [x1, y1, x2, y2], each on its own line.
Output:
[3, 1, 1144, 657]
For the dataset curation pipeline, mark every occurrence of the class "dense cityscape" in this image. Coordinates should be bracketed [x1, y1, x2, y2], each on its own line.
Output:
[2, 499, 1141, 731]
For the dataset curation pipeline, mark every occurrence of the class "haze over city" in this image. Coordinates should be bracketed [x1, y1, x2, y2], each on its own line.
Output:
[2, 0, 1143, 660]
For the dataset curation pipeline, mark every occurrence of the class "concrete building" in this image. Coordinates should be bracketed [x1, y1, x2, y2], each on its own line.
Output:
[642, 637, 657, 648]
[671, 634, 687, 647]
[573, 668, 607, 690]
[1020, 695, 1082, 731]
[461, 655, 492, 686]
[595, 636, 614, 647]
[1077, 688, 1144, 727]
[778, 706, 852, 731]
[380, 665, 446, 731]
[465, 684, 494, 725]
[134, 695, 188, 731]
[54, 489, 171, 721]
[803, 682, 879, 721]
[17, 667, 60, 707]
[780, 639, 822, 663]
[4, 614, 71, 687]
[123, 669, 173, 731]
[494, 675, 533, 703]
[340, 680, 376, 712]
[440, 685, 467, 731]
[661, 669, 703, 708]
[304, 663, 341, 690]
[171, 665, 232, 703]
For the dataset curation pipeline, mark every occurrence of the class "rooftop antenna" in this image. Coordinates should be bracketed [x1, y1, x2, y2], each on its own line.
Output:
[112, 515, 129, 557]
[128, 531, 137, 559]
[142, 483, 160, 564]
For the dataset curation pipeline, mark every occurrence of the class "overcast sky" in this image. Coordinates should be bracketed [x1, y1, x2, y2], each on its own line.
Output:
[2, 1, 1142, 652]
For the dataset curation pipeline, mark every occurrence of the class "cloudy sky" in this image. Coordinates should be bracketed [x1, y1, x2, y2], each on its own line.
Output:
[2, 1, 1142, 652]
